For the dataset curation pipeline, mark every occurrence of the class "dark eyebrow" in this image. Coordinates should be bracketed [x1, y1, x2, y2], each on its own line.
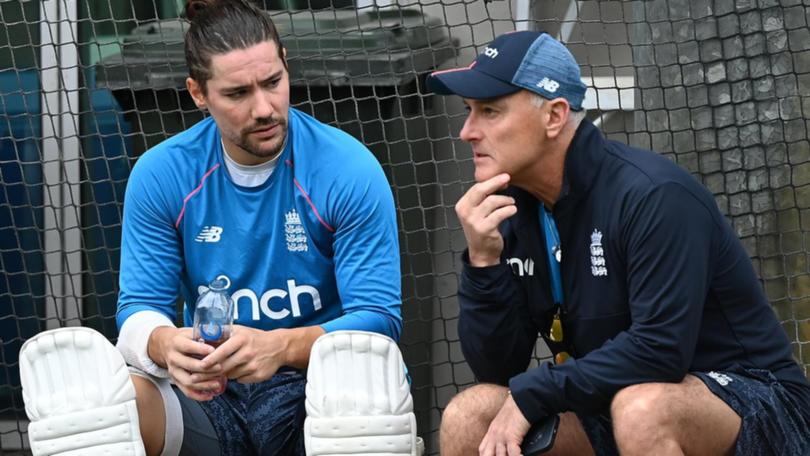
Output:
[220, 70, 284, 93]
[262, 70, 284, 83]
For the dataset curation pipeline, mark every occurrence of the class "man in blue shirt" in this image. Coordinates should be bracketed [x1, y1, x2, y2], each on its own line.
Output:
[22, 1, 401, 455]
[427, 31, 810, 455]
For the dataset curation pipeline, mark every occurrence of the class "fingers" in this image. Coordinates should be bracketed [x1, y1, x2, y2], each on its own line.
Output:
[190, 370, 227, 383]
[475, 195, 518, 220]
[176, 383, 216, 402]
[476, 201, 518, 232]
[461, 173, 511, 207]
[168, 348, 219, 374]
[456, 175, 516, 267]
[201, 333, 242, 368]
[455, 175, 516, 227]
[169, 361, 224, 397]
[176, 336, 216, 359]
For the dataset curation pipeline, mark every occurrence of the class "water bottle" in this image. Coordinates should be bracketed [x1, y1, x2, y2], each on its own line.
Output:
[192, 277, 233, 396]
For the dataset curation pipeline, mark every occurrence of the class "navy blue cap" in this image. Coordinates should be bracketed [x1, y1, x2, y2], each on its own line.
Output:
[427, 31, 587, 110]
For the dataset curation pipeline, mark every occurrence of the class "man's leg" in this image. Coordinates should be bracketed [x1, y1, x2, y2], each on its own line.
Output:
[248, 372, 307, 455]
[611, 374, 740, 456]
[131, 376, 166, 456]
[439, 384, 594, 456]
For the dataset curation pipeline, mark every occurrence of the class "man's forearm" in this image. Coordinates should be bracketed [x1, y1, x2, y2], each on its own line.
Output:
[147, 326, 178, 369]
[116, 310, 175, 377]
[277, 325, 326, 369]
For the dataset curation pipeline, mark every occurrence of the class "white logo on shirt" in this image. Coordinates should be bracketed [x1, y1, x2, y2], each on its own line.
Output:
[199, 276, 322, 321]
[195, 226, 223, 243]
[707, 371, 733, 386]
[590, 229, 607, 277]
[507, 257, 535, 277]
[536, 77, 560, 93]
[285, 209, 308, 252]
[483, 47, 499, 58]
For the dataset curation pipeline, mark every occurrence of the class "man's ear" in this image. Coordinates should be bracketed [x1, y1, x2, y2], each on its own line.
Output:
[186, 77, 207, 110]
[545, 98, 571, 139]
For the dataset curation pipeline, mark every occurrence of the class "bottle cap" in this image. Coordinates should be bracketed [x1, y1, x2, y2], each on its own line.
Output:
[209, 278, 228, 291]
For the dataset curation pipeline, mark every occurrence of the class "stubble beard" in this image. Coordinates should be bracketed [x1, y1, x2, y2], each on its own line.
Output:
[238, 118, 289, 160]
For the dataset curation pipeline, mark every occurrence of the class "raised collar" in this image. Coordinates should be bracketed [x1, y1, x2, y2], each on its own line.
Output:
[555, 119, 606, 212]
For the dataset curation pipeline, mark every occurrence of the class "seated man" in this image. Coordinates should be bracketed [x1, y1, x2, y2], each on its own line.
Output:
[427, 31, 810, 455]
[21, 1, 402, 455]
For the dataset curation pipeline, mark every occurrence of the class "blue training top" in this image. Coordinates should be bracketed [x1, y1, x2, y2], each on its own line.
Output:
[116, 108, 402, 340]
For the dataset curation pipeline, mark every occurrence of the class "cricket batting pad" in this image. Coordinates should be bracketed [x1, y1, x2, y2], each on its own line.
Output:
[19, 327, 146, 456]
[304, 331, 423, 456]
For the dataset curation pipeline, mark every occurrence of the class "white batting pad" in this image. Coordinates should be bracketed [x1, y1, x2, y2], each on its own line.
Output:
[19, 327, 145, 456]
[305, 331, 423, 456]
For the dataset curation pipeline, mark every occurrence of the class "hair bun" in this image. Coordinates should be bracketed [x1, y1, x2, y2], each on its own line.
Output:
[185, 0, 214, 22]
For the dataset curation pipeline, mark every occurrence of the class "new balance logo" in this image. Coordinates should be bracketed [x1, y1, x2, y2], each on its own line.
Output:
[483, 47, 499, 59]
[536, 77, 560, 93]
[195, 226, 223, 243]
[707, 371, 733, 386]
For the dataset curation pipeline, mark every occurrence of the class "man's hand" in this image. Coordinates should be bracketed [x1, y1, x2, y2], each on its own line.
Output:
[199, 325, 287, 384]
[455, 173, 517, 267]
[148, 326, 223, 401]
[478, 393, 532, 456]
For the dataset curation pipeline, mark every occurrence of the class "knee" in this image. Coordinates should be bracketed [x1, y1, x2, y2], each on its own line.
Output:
[440, 384, 508, 454]
[442, 384, 507, 430]
[610, 383, 672, 444]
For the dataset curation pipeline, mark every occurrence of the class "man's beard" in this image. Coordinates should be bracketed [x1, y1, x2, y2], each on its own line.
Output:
[237, 117, 288, 159]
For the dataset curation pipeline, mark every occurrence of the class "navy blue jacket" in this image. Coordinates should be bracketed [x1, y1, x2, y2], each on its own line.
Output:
[458, 120, 810, 424]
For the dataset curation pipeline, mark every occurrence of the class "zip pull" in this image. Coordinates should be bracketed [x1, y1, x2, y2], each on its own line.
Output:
[550, 309, 570, 364]
[550, 312, 563, 343]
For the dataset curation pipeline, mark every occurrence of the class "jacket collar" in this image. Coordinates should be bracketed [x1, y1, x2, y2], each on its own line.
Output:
[507, 118, 606, 223]
[555, 119, 606, 212]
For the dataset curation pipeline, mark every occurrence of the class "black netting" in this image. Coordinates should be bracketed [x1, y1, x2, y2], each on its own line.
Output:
[1, 0, 808, 453]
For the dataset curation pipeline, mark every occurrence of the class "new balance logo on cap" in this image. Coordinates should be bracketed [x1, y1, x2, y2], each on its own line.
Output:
[426, 31, 587, 109]
[195, 226, 223, 243]
[537, 77, 560, 93]
[483, 47, 499, 58]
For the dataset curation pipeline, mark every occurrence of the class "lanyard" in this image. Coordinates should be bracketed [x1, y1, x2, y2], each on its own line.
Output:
[539, 205, 563, 306]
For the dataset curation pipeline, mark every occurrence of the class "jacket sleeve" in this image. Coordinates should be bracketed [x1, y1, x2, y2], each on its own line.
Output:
[458, 251, 540, 386]
[509, 183, 717, 423]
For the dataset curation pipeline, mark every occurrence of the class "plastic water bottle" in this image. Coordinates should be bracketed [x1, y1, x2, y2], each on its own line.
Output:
[192, 277, 233, 396]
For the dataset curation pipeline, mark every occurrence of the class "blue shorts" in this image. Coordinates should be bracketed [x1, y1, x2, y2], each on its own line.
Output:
[173, 371, 307, 456]
[577, 367, 810, 456]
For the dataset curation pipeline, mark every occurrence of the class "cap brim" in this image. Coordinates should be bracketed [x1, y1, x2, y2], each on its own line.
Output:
[427, 67, 520, 100]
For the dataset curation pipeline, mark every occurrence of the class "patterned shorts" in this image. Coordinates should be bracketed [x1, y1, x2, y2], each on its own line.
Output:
[173, 371, 307, 456]
[577, 366, 810, 456]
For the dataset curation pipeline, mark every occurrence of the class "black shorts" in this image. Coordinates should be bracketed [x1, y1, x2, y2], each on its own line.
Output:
[173, 371, 307, 456]
[577, 366, 810, 456]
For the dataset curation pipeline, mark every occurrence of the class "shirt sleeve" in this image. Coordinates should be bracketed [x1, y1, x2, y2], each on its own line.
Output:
[116, 155, 183, 329]
[319, 154, 402, 341]
[509, 182, 717, 423]
[458, 252, 540, 386]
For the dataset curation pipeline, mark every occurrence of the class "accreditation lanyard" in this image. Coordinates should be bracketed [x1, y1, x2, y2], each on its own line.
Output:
[539, 204, 563, 306]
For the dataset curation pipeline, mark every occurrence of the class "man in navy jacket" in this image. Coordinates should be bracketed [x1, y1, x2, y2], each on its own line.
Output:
[427, 31, 810, 456]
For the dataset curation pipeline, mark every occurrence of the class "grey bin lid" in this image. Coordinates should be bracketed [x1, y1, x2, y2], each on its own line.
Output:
[96, 8, 458, 90]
